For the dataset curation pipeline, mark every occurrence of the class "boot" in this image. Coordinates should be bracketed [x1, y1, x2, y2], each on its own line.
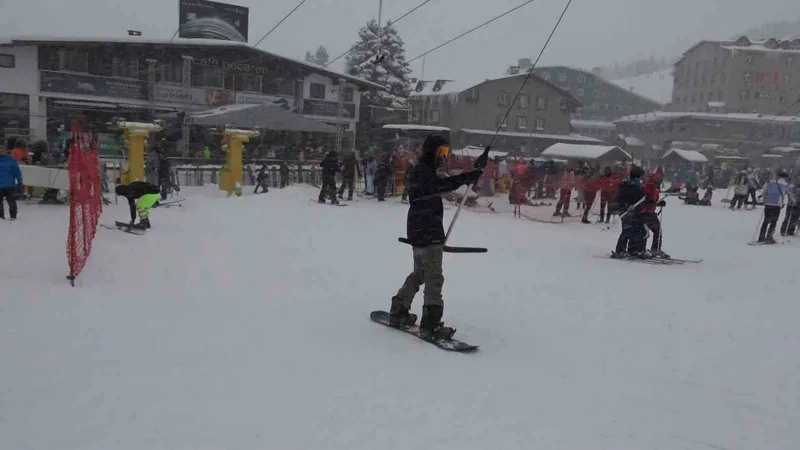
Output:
[581, 216, 591, 224]
[139, 218, 151, 229]
[389, 297, 417, 326]
[652, 249, 670, 259]
[419, 305, 456, 339]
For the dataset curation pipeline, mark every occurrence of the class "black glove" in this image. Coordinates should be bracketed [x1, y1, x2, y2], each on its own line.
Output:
[473, 146, 490, 170]
[463, 169, 483, 185]
[657, 200, 666, 207]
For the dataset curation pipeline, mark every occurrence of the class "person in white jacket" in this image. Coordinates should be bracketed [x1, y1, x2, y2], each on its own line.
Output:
[757, 172, 794, 244]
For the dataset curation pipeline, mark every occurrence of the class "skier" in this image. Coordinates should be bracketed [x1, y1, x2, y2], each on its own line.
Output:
[254, 163, 270, 194]
[279, 162, 290, 188]
[388, 135, 483, 337]
[363, 153, 377, 195]
[757, 171, 794, 244]
[317, 150, 339, 204]
[780, 176, 800, 236]
[597, 166, 616, 223]
[641, 173, 668, 258]
[553, 166, 575, 217]
[580, 165, 599, 224]
[746, 168, 760, 209]
[115, 181, 161, 229]
[338, 152, 358, 201]
[0, 145, 23, 220]
[729, 170, 749, 210]
[374, 152, 392, 202]
[612, 166, 647, 258]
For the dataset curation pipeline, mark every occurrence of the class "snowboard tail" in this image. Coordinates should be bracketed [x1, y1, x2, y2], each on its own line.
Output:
[370, 310, 478, 352]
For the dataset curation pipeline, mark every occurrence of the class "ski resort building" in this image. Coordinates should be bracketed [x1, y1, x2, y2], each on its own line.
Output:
[0, 35, 382, 146]
[527, 64, 664, 121]
[408, 72, 602, 156]
[669, 36, 800, 115]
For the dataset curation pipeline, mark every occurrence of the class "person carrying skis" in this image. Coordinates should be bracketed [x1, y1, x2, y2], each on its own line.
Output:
[115, 181, 161, 229]
[389, 135, 483, 338]
[317, 150, 339, 204]
[0, 145, 23, 221]
[338, 152, 358, 201]
[612, 166, 647, 258]
[641, 173, 668, 258]
[757, 171, 794, 244]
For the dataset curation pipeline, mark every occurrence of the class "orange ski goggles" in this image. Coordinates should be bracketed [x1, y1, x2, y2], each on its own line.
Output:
[436, 145, 450, 158]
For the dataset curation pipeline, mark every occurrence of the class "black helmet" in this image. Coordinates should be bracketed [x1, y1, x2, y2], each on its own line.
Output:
[629, 165, 645, 179]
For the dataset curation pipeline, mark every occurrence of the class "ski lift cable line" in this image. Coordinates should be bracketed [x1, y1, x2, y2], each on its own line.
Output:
[252, 0, 311, 48]
[325, 0, 436, 67]
[406, 0, 537, 64]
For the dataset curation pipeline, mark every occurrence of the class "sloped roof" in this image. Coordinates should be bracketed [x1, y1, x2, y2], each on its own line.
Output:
[609, 69, 673, 104]
[190, 104, 337, 133]
[460, 128, 601, 144]
[615, 111, 800, 124]
[453, 145, 508, 159]
[663, 148, 708, 163]
[534, 65, 664, 106]
[3, 35, 384, 90]
[542, 143, 632, 161]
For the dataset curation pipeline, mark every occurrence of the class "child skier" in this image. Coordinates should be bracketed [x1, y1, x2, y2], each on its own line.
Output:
[641, 173, 668, 258]
[115, 181, 161, 229]
[758, 172, 794, 244]
[389, 135, 483, 338]
[612, 166, 647, 258]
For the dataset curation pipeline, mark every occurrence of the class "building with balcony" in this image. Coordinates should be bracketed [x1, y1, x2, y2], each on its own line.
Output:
[670, 36, 800, 114]
[0, 35, 382, 147]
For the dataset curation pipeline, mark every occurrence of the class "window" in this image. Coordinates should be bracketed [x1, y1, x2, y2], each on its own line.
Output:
[708, 92, 714, 101]
[0, 53, 15, 68]
[699, 92, 704, 101]
[58, 49, 88, 72]
[576, 88, 584, 97]
[535, 96, 547, 110]
[745, 55, 754, 65]
[534, 117, 545, 130]
[701, 76, 707, 86]
[558, 73, 567, 82]
[496, 114, 507, 128]
[519, 94, 529, 108]
[718, 91, 724, 101]
[112, 58, 138, 79]
[710, 74, 716, 84]
[560, 100, 570, 113]
[593, 90, 600, 98]
[743, 72, 752, 82]
[541, 72, 551, 81]
[577, 74, 586, 84]
[429, 110, 440, 124]
[601, 103, 609, 111]
[236, 74, 262, 92]
[194, 67, 224, 87]
[310, 82, 326, 99]
[498, 92, 510, 106]
[516, 116, 528, 129]
[342, 87, 355, 103]
[787, 56, 794, 67]
[158, 63, 182, 83]
[683, 96, 688, 103]
[674, 95, 681, 104]
[713, 57, 719, 67]
[571, 113, 582, 119]
[691, 94, 696, 102]
[720, 72, 727, 82]
[740, 90, 749, 100]
[784, 73, 792, 85]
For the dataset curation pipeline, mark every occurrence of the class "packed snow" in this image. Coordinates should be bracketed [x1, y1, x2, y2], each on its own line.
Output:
[2, 185, 799, 450]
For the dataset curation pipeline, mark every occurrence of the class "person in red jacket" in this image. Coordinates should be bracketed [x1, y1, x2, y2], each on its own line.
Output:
[597, 167, 617, 223]
[641, 173, 669, 258]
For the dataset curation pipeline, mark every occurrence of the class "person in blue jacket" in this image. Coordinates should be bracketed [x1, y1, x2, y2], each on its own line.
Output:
[758, 171, 794, 244]
[0, 145, 23, 220]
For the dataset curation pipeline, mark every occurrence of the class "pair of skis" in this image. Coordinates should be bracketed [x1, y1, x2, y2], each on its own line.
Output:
[594, 254, 703, 265]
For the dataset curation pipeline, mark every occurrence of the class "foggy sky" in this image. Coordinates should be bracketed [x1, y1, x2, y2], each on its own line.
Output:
[2, 0, 799, 85]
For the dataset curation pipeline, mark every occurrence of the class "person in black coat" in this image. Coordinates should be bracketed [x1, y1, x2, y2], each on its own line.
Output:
[115, 181, 161, 229]
[388, 134, 483, 338]
[613, 166, 648, 258]
[318, 150, 339, 204]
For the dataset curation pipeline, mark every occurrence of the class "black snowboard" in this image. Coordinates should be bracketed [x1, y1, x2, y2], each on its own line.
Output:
[370, 310, 478, 352]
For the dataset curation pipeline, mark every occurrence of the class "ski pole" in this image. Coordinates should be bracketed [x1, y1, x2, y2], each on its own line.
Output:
[619, 196, 646, 219]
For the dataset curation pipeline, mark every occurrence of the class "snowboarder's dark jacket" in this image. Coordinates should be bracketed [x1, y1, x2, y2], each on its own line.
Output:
[115, 181, 160, 221]
[320, 151, 339, 176]
[405, 135, 476, 248]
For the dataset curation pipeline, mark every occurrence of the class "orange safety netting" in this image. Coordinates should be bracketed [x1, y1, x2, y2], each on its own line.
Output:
[66, 122, 102, 286]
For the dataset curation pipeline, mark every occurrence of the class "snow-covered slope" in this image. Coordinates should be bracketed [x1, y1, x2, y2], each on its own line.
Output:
[2, 186, 799, 450]
[612, 69, 674, 104]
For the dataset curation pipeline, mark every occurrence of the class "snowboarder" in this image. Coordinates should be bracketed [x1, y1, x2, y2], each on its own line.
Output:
[641, 173, 668, 258]
[115, 181, 161, 229]
[338, 152, 359, 200]
[389, 135, 483, 338]
[0, 145, 22, 220]
[612, 166, 647, 258]
[757, 172, 794, 244]
[318, 150, 339, 204]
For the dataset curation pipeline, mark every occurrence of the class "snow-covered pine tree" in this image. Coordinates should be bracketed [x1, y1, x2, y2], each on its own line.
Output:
[344, 19, 412, 108]
[314, 46, 330, 66]
[304, 51, 315, 63]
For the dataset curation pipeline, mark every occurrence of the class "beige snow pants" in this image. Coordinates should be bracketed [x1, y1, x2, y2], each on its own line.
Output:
[395, 244, 445, 308]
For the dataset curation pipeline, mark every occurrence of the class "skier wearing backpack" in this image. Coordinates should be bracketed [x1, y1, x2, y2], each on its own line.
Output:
[388, 135, 483, 338]
[758, 172, 794, 244]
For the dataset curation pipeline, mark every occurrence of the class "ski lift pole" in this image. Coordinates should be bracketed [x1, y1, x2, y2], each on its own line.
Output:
[444, 146, 489, 244]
